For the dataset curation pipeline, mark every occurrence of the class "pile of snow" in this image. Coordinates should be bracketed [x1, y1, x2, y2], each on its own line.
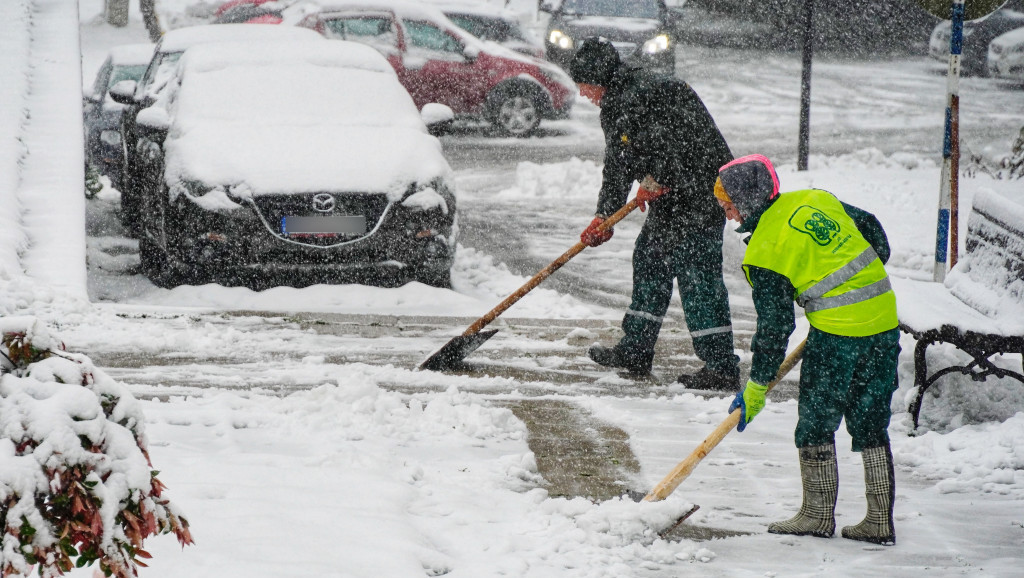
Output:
[498, 157, 607, 200]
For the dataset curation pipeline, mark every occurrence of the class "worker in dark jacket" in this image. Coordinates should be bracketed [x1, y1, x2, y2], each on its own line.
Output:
[569, 37, 740, 390]
[719, 154, 899, 545]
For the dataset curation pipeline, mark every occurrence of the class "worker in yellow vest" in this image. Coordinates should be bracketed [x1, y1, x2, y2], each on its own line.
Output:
[717, 154, 899, 545]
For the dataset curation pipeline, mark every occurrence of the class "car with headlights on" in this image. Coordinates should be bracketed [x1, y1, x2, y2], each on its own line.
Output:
[297, 0, 575, 137]
[130, 40, 458, 289]
[107, 23, 324, 237]
[541, 0, 676, 76]
[83, 43, 154, 191]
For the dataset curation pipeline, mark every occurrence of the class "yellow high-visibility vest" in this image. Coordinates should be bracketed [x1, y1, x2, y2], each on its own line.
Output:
[742, 189, 897, 337]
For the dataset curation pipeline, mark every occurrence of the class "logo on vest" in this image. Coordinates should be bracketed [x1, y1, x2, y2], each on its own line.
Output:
[789, 205, 840, 246]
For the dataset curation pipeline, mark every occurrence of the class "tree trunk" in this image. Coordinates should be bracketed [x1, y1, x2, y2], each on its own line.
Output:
[140, 0, 163, 43]
[104, 0, 129, 27]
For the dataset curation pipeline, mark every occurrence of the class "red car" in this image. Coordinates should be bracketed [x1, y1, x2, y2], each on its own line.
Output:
[297, 0, 576, 137]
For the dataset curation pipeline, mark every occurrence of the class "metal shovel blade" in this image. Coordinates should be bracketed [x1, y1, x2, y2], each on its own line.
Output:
[418, 329, 499, 371]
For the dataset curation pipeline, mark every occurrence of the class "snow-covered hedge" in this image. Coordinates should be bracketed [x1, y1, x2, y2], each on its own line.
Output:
[0, 317, 191, 578]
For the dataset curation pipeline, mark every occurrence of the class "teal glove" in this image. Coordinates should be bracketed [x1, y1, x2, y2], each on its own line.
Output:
[728, 380, 769, 432]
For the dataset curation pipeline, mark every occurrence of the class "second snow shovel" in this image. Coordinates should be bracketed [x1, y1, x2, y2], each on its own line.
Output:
[419, 198, 641, 371]
[641, 337, 808, 502]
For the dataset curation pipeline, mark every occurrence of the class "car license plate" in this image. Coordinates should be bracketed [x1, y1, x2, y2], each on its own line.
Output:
[282, 215, 366, 236]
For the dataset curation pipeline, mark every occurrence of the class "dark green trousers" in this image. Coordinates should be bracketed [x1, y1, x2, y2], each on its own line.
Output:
[616, 225, 738, 374]
[796, 327, 900, 452]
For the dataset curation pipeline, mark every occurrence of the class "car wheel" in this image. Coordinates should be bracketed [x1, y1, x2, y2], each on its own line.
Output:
[119, 171, 143, 239]
[413, 266, 452, 289]
[138, 187, 181, 288]
[488, 85, 543, 138]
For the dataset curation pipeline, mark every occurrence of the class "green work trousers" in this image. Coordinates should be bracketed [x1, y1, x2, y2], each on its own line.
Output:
[616, 225, 738, 374]
[795, 327, 900, 452]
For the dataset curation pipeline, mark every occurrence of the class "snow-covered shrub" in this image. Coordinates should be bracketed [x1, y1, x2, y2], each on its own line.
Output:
[0, 317, 191, 578]
[962, 128, 1024, 180]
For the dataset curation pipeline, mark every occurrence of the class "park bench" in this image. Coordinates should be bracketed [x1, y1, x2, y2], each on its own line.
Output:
[891, 189, 1024, 429]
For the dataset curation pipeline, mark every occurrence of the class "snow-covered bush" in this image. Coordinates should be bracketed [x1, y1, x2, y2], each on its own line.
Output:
[0, 317, 191, 578]
[962, 127, 1024, 180]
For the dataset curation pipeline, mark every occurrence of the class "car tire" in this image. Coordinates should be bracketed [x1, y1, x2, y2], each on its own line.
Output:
[413, 266, 452, 289]
[487, 83, 544, 138]
[138, 186, 181, 288]
[120, 171, 143, 239]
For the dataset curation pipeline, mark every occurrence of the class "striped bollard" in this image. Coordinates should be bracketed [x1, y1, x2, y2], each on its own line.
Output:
[934, 0, 965, 282]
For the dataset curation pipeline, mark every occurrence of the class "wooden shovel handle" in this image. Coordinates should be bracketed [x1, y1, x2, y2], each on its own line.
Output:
[461, 199, 640, 336]
[643, 337, 807, 502]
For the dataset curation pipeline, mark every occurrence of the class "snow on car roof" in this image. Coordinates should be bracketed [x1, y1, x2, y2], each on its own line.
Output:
[165, 40, 450, 196]
[178, 37, 394, 75]
[157, 23, 324, 54]
[422, 0, 520, 19]
[107, 43, 155, 66]
[314, 0, 481, 45]
[992, 25, 1024, 47]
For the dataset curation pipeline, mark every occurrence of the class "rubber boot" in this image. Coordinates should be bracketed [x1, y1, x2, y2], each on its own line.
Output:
[587, 345, 651, 376]
[842, 443, 896, 545]
[768, 443, 838, 538]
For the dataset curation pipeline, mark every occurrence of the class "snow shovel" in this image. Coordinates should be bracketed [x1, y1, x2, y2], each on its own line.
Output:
[419, 198, 641, 371]
[641, 337, 808, 502]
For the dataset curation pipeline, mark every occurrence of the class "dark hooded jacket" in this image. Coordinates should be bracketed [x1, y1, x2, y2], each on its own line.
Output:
[596, 65, 733, 244]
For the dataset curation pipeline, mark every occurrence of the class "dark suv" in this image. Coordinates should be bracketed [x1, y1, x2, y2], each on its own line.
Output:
[541, 0, 676, 76]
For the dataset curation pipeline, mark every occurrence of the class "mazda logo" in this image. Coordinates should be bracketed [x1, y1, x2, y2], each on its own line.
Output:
[312, 193, 335, 213]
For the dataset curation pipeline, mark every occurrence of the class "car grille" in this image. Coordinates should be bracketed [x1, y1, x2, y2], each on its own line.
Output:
[248, 192, 390, 247]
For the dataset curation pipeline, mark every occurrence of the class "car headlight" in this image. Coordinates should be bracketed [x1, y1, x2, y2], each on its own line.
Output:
[642, 34, 670, 54]
[548, 29, 574, 50]
[99, 130, 121, 146]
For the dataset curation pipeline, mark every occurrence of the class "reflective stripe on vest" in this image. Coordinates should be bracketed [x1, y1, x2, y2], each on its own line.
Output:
[796, 246, 891, 312]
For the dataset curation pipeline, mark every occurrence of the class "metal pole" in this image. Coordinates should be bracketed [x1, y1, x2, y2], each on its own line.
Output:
[934, 0, 964, 282]
[797, 0, 814, 171]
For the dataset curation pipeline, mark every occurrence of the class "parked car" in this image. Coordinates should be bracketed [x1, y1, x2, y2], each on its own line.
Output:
[129, 39, 458, 289]
[540, 0, 676, 76]
[108, 24, 324, 237]
[297, 0, 576, 137]
[928, 1, 1024, 76]
[988, 25, 1024, 81]
[83, 43, 154, 191]
[426, 1, 545, 59]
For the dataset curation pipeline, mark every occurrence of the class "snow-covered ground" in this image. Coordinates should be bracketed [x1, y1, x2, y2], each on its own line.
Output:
[1, 1, 1022, 577]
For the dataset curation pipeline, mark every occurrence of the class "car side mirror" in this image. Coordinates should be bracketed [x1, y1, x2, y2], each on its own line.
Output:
[136, 106, 170, 137]
[539, 1, 556, 14]
[108, 80, 138, 105]
[463, 44, 480, 61]
[421, 103, 454, 136]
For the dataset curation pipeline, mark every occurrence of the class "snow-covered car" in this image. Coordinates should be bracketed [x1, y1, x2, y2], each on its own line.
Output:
[130, 40, 458, 289]
[83, 43, 153, 191]
[927, 1, 1024, 76]
[297, 0, 576, 137]
[541, 0, 676, 76]
[108, 23, 324, 237]
[988, 25, 1024, 81]
[427, 0, 545, 59]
